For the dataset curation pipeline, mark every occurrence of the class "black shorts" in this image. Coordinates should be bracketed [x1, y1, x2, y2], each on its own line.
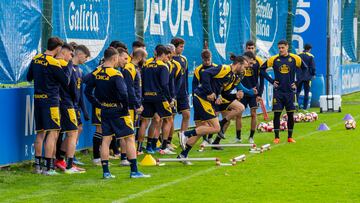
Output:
[60, 106, 78, 132]
[34, 104, 61, 132]
[102, 115, 134, 138]
[141, 101, 172, 119]
[272, 91, 296, 112]
[76, 109, 82, 126]
[193, 94, 217, 122]
[240, 96, 258, 109]
[176, 97, 190, 113]
[91, 106, 101, 125]
[218, 94, 237, 112]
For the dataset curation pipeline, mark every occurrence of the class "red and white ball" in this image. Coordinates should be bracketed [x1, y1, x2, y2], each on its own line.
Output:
[294, 114, 302, 123]
[345, 120, 356, 130]
[304, 113, 313, 122]
[280, 120, 288, 131]
[282, 114, 288, 121]
[298, 113, 305, 122]
[311, 112, 318, 121]
[257, 122, 268, 132]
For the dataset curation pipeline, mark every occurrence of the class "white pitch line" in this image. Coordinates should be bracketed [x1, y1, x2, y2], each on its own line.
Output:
[113, 117, 357, 203]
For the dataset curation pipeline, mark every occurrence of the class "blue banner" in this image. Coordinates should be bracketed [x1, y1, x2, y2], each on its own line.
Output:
[208, 0, 250, 64]
[0, 1, 42, 83]
[329, 0, 342, 95]
[342, 0, 357, 62]
[341, 64, 360, 94]
[143, 0, 203, 128]
[292, 0, 327, 77]
[52, 0, 135, 74]
[256, 0, 288, 58]
[0, 87, 94, 166]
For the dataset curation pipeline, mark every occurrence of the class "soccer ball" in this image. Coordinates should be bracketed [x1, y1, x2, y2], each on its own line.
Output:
[304, 113, 313, 122]
[282, 114, 288, 121]
[257, 122, 268, 132]
[280, 120, 288, 131]
[311, 112, 318, 121]
[267, 121, 274, 132]
[297, 113, 305, 122]
[294, 114, 302, 123]
[345, 120, 356, 130]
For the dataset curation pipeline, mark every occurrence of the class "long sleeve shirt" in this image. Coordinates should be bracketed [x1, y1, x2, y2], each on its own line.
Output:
[26, 53, 71, 106]
[241, 56, 264, 97]
[84, 66, 128, 118]
[297, 51, 316, 81]
[142, 60, 171, 102]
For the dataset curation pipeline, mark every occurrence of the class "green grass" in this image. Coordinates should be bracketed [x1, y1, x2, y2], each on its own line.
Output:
[1, 92, 360, 203]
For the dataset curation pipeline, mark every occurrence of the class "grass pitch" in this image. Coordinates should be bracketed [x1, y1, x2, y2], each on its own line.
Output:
[1, 92, 360, 203]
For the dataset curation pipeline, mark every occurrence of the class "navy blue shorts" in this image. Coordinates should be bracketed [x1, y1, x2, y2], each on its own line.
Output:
[102, 115, 134, 138]
[241, 96, 258, 109]
[76, 109, 82, 126]
[218, 94, 237, 112]
[34, 104, 61, 132]
[129, 109, 141, 128]
[91, 106, 101, 125]
[60, 106, 78, 132]
[193, 94, 217, 122]
[272, 91, 296, 112]
[176, 97, 190, 113]
[141, 101, 172, 119]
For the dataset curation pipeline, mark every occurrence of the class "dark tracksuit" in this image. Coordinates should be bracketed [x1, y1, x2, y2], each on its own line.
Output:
[297, 51, 316, 109]
[172, 55, 190, 112]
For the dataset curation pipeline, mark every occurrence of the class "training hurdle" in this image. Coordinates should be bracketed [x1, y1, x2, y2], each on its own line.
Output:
[249, 144, 271, 154]
[261, 144, 271, 151]
[156, 157, 221, 166]
[199, 143, 256, 152]
[230, 154, 246, 165]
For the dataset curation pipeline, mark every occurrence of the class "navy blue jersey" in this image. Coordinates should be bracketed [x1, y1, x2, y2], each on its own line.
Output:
[122, 63, 142, 109]
[58, 59, 77, 107]
[194, 65, 233, 99]
[84, 66, 129, 118]
[241, 56, 265, 96]
[172, 55, 188, 98]
[192, 63, 217, 95]
[72, 65, 89, 119]
[261, 53, 305, 93]
[142, 59, 171, 102]
[168, 59, 182, 99]
[297, 51, 315, 81]
[27, 54, 71, 106]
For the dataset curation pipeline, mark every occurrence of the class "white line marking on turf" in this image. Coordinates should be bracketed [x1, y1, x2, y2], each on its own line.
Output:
[114, 116, 358, 203]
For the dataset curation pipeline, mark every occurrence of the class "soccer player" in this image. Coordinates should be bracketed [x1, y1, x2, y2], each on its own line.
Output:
[192, 49, 217, 144]
[260, 40, 306, 144]
[171, 38, 190, 134]
[27, 37, 71, 175]
[165, 44, 183, 151]
[137, 45, 174, 155]
[211, 54, 256, 149]
[53, 43, 79, 174]
[297, 43, 316, 109]
[85, 47, 150, 178]
[121, 48, 147, 164]
[178, 55, 248, 163]
[237, 43, 264, 143]
[128, 40, 146, 63]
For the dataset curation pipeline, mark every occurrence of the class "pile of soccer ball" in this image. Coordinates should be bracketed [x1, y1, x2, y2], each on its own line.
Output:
[345, 119, 356, 130]
[292, 112, 318, 123]
[257, 120, 288, 133]
[257, 112, 319, 133]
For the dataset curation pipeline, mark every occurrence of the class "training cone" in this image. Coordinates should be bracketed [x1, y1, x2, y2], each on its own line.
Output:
[156, 140, 161, 148]
[318, 123, 330, 131]
[343, 114, 354, 121]
[139, 154, 157, 166]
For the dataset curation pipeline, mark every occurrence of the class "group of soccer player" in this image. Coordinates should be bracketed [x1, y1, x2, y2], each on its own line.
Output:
[27, 35, 315, 178]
